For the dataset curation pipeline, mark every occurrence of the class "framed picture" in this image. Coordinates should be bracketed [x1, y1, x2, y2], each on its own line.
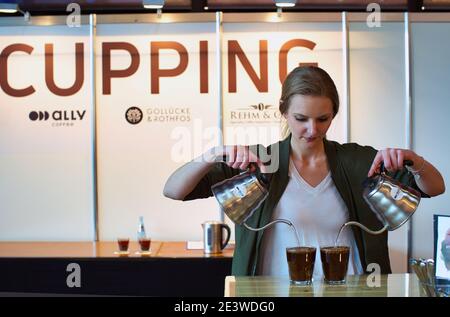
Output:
[433, 214, 450, 281]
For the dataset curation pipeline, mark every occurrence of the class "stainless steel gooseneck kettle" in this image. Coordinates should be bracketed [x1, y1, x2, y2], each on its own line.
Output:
[339, 160, 422, 239]
[211, 163, 293, 231]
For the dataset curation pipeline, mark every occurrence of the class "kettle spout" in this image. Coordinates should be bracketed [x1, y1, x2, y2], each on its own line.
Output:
[243, 218, 293, 232]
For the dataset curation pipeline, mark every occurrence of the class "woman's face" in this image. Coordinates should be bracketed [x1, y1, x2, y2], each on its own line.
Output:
[283, 94, 334, 147]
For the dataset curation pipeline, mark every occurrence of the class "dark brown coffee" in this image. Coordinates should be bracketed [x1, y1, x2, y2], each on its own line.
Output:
[286, 247, 316, 285]
[320, 246, 350, 284]
[117, 238, 130, 252]
[139, 238, 151, 251]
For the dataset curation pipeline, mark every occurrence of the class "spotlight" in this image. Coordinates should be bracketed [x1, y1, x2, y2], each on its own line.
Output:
[143, 0, 164, 18]
[143, 0, 164, 9]
[275, 0, 296, 17]
[275, 0, 296, 8]
[0, 3, 31, 22]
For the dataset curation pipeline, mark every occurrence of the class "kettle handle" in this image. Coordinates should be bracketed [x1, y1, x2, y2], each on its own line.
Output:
[221, 155, 271, 184]
[380, 159, 414, 175]
[379, 159, 415, 187]
[249, 163, 272, 186]
[219, 154, 273, 190]
[220, 224, 231, 250]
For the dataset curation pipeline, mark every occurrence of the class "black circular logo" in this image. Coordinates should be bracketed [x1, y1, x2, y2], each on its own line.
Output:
[125, 107, 143, 125]
[29, 111, 49, 121]
[29, 111, 38, 121]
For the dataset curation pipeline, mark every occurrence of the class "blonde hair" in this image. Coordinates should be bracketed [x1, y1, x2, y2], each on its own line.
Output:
[279, 66, 339, 138]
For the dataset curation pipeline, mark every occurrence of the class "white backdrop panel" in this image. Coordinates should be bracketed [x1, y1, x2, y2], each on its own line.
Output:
[0, 25, 94, 241]
[222, 22, 345, 146]
[411, 22, 450, 261]
[96, 23, 221, 241]
[349, 21, 408, 272]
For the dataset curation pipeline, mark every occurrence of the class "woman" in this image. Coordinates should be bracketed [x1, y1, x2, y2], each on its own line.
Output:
[163, 66, 445, 277]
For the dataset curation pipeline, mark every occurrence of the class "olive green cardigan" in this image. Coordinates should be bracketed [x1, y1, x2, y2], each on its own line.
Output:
[184, 135, 428, 275]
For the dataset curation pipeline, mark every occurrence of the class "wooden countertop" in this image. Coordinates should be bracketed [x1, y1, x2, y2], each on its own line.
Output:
[224, 274, 425, 297]
[0, 241, 234, 258]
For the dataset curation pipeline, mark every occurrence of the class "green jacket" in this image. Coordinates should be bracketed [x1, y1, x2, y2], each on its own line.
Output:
[184, 135, 428, 275]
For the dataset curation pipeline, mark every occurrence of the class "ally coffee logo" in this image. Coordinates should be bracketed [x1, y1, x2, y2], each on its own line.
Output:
[125, 107, 143, 125]
[29, 110, 86, 127]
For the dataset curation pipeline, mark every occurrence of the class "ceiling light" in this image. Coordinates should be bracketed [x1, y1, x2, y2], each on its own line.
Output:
[0, 2, 31, 22]
[0, 3, 18, 13]
[275, 0, 296, 8]
[143, 0, 164, 9]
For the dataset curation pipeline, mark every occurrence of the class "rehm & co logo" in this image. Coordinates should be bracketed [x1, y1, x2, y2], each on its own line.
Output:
[229, 103, 281, 124]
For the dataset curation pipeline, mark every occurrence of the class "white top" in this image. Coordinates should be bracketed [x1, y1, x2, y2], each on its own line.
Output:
[258, 159, 364, 279]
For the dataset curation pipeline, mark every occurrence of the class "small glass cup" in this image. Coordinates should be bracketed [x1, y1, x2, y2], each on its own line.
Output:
[138, 238, 151, 252]
[320, 246, 350, 285]
[286, 246, 316, 285]
[117, 238, 130, 253]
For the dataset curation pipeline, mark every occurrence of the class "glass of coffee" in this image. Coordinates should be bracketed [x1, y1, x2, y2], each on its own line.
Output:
[117, 238, 130, 253]
[286, 246, 316, 285]
[138, 238, 151, 252]
[320, 246, 350, 285]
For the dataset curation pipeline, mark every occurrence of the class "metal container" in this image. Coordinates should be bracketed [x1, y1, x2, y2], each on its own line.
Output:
[211, 165, 298, 232]
[362, 162, 421, 231]
[202, 221, 231, 254]
[211, 166, 269, 225]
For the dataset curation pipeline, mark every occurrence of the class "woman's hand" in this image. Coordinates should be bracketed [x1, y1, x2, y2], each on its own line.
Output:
[367, 148, 421, 177]
[213, 145, 266, 172]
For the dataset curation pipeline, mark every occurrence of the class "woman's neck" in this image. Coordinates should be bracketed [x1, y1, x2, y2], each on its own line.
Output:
[290, 137, 326, 162]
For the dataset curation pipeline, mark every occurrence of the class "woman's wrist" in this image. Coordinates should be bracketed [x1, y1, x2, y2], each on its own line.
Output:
[201, 146, 223, 163]
[408, 155, 426, 178]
